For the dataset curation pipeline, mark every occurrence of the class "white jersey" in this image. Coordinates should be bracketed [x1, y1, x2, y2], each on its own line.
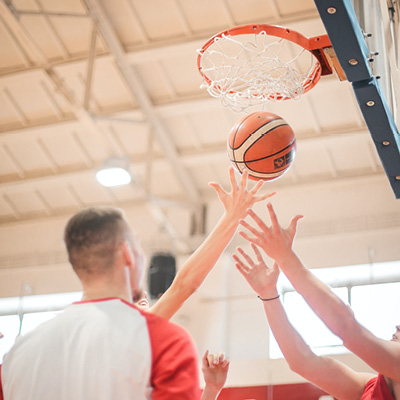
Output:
[1, 298, 201, 400]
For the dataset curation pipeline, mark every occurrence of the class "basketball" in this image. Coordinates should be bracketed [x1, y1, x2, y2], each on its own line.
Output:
[227, 111, 296, 181]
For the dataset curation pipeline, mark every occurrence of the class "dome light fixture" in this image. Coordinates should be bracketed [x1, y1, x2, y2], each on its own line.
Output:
[96, 157, 132, 187]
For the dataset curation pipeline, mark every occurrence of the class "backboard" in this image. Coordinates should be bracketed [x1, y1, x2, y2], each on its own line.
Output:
[314, 0, 400, 198]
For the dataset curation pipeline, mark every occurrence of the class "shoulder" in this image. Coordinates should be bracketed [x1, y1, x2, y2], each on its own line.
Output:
[138, 310, 197, 366]
[140, 309, 193, 346]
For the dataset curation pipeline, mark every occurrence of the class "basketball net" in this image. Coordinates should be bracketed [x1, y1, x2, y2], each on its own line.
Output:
[198, 27, 326, 113]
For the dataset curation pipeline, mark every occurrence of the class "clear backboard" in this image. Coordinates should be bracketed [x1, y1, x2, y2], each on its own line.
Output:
[353, 0, 400, 126]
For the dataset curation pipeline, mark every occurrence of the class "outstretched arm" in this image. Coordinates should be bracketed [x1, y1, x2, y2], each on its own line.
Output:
[201, 350, 230, 400]
[149, 167, 275, 320]
[233, 244, 373, 400]
[239, 203, 400, 382]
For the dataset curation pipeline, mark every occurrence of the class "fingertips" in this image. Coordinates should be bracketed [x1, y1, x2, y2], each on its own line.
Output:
[238, 231, 247, 239]
[237, 247, 246, 256]
[207, 353, 215, 367]
[239, 217, 251, 227]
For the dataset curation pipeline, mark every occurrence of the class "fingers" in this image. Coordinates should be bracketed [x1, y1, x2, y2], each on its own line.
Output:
[258, 191, 276, 201]
[251, 243, 264, 263]
[206, 351, 228, 367]
[232, 253, 249, 275]
[222, 360, 230, 368]
[238, 168, 248, 192]
[202, 350, 210, 367]
[239, 219, 263, 241]
[207, 352, 214, 367]
[249, 178, 263, 194]
[246, 208, 268, 231]
[288, 214, 303, 237]
[220, 353, 230, 368]
[238, 230, 261, 246]
[229, 166, 240, 192]
[246, 176, 276, 203]
[267, 202, 280, 230]
[209, 182, 226, 200]
[237, 247, 255, 266]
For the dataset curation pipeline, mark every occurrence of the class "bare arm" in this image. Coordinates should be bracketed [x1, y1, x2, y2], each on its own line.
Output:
[200, 350, 230, 400]
[149, 167, 275, 320]
[239, 203, 400, 382]
[233, 244, 373, 400]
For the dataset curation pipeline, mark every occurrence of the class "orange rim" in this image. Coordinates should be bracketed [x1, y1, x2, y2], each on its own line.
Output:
[197, 24, 332, 99]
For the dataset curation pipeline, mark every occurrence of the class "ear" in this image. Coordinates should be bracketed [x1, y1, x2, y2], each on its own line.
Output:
[121, 241, 135, 268]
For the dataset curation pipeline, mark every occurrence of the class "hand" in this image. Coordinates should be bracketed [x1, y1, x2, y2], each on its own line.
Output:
[239, 203, 303, 263]
[202, 350, 230, 392]
[209, 167, 275, 223]
[233, 243, 280, 298]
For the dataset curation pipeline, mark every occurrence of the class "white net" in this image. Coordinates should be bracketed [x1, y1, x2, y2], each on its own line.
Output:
[198, 30, 321, 113]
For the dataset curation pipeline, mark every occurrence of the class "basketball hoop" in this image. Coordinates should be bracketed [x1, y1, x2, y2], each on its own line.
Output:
[197, 24, 334, 112]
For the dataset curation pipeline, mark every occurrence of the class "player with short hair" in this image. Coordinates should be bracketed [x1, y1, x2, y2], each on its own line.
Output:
[234, 202, 399, 400]
[1, 206, 201, 400]
[0, 167, 273, 400]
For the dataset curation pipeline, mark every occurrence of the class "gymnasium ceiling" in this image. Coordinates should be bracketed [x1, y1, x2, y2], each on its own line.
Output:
[1, 0, 399, 271]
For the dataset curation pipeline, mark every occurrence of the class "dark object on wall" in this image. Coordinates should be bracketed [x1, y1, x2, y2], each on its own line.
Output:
[148, 252, 176, 300]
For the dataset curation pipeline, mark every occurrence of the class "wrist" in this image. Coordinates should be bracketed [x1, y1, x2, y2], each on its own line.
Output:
[275, 250, 298, 269]
[202, 385, 222, 399]
[220, 211, 242, 227]
[258, 294, 280, 301]
[257, 289, 279, 299]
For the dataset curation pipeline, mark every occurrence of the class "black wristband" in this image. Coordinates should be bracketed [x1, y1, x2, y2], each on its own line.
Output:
[257, 294, 280, 301]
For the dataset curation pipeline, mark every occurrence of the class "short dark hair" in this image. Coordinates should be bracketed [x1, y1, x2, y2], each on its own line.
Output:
[64, 206, 133, 275]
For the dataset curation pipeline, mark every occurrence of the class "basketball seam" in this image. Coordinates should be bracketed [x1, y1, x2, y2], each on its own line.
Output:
[230, 113, 255, 170]
[243, 138, 296, 163]
[228, 119, 288, 151]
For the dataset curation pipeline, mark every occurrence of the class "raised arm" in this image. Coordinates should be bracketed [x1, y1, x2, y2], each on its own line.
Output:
[239, 203, 400, 382]
[233, 244, 373, 400]
[149, 167, 275, 320]
[200, 350, 230, 400]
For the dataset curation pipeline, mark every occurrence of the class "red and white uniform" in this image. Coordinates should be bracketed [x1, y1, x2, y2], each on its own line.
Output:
[1, 298, 200, 400]
[361, 374, 395, 400]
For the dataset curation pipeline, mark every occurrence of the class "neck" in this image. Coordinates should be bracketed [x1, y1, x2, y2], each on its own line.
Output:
[80, 267, 133, 303]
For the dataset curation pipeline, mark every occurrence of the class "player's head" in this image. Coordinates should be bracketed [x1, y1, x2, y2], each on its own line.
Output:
[134, 290, 150, 310]
[64, 206, 145, 283]
[391, 325, 400, 342]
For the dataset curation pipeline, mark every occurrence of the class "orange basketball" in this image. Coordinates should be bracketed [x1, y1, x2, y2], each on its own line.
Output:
[227, 112, 296, 181]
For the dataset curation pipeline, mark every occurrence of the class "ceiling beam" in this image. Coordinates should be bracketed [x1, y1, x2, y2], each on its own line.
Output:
[84, 0, 201, 208]
[0, 127, 375, 189]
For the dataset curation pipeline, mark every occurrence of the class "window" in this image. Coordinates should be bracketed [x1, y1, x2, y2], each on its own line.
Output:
[269, 261, 400, 358]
